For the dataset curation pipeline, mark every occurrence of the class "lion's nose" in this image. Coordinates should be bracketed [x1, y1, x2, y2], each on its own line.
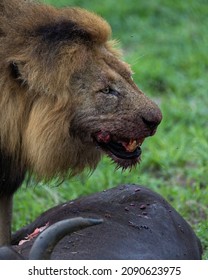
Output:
[142, 116, 160, 130]
[141, 106, 162, 135]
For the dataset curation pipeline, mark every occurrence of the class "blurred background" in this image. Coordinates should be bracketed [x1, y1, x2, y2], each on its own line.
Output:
[14, 0, 208, 258]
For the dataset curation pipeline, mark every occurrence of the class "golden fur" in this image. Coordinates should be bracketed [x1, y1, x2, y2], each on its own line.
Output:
[0, 0, 162, 246]
[0, 0, 162, 181]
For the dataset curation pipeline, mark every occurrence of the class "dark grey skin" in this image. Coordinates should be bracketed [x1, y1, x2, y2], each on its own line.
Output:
[0, 217, 102, 260]
[1, 185, 202, 260]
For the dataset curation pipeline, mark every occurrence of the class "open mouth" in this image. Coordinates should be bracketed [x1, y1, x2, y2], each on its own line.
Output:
[93, 131, 145, 168]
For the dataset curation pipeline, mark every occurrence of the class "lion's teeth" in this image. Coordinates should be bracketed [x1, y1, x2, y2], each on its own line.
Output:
[125, 139, 139, 152]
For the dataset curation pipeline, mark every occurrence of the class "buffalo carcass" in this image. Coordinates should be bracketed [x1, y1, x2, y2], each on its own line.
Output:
[2, 184, 202, 260]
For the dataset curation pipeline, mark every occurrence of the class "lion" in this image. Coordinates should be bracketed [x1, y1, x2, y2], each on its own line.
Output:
[0, 0, 162, 246]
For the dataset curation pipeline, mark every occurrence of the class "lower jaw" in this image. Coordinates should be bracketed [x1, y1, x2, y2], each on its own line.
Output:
[93, 138, 141, 169]
[104, 152, 141, 169]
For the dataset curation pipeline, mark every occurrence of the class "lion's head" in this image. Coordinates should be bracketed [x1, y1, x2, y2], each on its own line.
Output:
[69, 45, 162, 170]
[0, 1, 162, 179]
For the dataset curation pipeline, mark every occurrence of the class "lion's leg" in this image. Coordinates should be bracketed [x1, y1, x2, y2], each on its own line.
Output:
[0, 152, 25, 246]
[0, 195, 13, 246]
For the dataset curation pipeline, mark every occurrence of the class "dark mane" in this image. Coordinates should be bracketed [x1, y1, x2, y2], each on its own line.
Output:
[34, 20, 92, 44]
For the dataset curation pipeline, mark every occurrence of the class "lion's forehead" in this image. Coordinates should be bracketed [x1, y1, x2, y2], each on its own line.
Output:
[104, 57, 133, 82]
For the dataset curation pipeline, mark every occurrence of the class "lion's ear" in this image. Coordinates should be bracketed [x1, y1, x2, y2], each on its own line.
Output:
[10, 61, 27, 85]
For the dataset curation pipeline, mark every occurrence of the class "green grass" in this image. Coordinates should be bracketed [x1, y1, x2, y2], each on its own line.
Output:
[13, 0, 208, 259]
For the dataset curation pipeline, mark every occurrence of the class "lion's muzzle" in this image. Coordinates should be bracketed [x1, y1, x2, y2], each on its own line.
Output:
[93, 99, 162, 169]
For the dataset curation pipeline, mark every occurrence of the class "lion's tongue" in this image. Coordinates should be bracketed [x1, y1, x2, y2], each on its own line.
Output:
[96, 131, 111, 143]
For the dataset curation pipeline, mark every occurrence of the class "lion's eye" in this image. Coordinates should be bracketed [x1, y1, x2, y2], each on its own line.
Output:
[101, 87, 119, 97]
[101, 87, 111, 94]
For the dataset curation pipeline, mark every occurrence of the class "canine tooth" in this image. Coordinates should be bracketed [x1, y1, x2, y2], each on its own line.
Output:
[126, 139, 138, 152]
